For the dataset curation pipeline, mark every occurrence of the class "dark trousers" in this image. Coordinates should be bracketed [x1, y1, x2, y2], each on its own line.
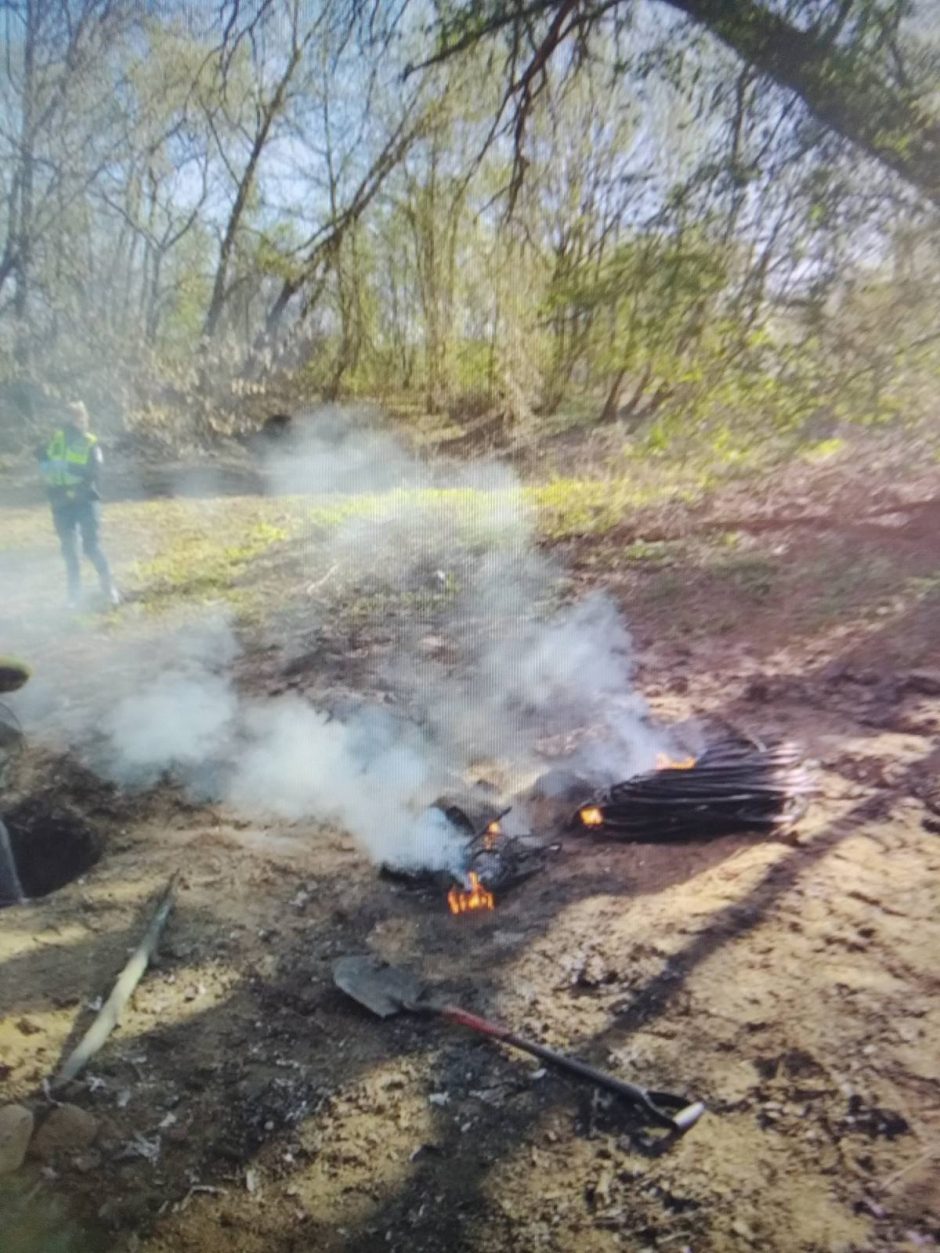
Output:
[52, 500, 112, 597]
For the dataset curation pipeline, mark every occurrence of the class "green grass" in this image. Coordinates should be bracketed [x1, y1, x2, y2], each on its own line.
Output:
[132, 516, 291, 606]
[800, 437, 847, 462]
[8, 464, 932, 648]
[282, 480, 665, 547]
[76, 479, 730, 619]
[530, 476, 698, 539]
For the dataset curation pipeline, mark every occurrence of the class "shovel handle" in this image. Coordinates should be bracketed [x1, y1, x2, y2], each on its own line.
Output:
[438, 1004, 703, 1132]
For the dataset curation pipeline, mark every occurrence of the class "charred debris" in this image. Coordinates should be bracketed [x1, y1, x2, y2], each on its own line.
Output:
[381, 727, 816, 913]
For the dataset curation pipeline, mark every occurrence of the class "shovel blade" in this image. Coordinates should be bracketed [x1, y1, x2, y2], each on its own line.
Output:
[333, 955, 426, 1019]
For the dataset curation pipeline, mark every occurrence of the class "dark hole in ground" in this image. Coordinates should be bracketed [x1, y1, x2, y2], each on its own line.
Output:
[2, 799, 102, 899]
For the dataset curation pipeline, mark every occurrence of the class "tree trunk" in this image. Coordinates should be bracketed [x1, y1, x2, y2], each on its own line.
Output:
[13, 0, 38, 367]
[202, 46, 301, 340]
[600, 366, 627, 424]
[145, 250, 164, 342]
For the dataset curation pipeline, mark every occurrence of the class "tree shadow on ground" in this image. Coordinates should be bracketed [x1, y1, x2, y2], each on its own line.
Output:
[2, 568, 938, 1249]
[0, 817, 767, 1252]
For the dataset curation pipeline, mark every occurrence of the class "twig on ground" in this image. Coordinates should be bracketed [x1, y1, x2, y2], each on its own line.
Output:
[177, 1184, 228, 1212]
[305, 563, 338, 593]
[878, 1144, 939, 1193]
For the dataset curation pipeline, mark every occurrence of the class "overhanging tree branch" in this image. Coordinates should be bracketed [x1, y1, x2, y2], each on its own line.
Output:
[408, 0, 940, 210]
[662, 0, 940, 208]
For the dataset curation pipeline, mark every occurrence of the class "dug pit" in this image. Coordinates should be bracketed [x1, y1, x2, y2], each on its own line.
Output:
[1, 799, 102, 900]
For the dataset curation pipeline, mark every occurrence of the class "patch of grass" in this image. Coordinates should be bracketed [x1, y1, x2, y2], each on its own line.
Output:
[530, 480, 620, 538]
[130, 510, 292, 610]
[800, 437, 847, 462]
[531, 477, 692, 540]
[312, 477, 701, 548]
[622, 538, 682, 563]
[906, 570, 940, 601]
[327, 587, 453, 631]
[298, 488, 534, 556]
[0, 507, 58, 552]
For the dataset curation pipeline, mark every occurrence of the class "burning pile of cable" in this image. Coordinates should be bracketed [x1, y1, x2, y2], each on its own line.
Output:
[577, 735, 815, 839]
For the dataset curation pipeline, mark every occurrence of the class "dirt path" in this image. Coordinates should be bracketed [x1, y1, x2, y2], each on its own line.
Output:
[1, 454, 939, 1253]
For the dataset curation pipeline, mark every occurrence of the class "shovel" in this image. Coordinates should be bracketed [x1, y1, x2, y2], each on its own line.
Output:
[333, 955, 705, 1134]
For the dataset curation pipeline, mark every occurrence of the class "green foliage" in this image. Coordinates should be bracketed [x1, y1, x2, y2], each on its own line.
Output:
[132, 514, 291, 608]
[0, 0, 937, 452]
[801, 437, 846, 461]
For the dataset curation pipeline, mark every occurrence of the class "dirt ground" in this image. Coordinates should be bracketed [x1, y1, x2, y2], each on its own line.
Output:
[1, 442, 939, 1253]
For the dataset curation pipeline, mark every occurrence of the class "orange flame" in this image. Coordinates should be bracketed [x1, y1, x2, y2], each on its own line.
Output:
[656, 752, 696, 770]
[579, 805, 604, 828]
[448, 872, 494, 915]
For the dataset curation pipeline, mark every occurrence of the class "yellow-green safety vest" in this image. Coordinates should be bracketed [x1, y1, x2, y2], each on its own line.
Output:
[42, 429, 98, 490]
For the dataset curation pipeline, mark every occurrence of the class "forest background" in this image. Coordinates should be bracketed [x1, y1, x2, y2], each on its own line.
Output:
[0, 0, 938, 466]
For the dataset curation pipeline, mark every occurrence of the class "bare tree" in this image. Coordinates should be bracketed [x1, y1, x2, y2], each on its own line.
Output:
[0, 0, 136, 365]
[201, 0, 325, 340]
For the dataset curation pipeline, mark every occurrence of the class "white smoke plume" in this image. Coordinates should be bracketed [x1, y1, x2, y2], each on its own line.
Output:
[436, 589, 657, 783]
[107, 671, 237, 785]
[8, 405, 663, 872]
[101, 662, 468, 869]
[261, 405, 426, 497]
[226, 700, 465, 869]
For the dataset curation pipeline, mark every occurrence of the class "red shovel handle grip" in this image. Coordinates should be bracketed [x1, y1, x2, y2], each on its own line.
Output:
[440, 1004, 512, 1040]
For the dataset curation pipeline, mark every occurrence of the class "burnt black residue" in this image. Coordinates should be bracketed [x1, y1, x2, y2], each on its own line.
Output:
[842, 1094, 910, 1140]
[2, 799, 102, 898]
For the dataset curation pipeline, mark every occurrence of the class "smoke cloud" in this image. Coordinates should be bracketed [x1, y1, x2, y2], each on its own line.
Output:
[7, 406, 663, 872]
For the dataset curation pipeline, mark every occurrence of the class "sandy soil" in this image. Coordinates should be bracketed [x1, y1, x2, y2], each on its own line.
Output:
[1, 451, 938, 1253]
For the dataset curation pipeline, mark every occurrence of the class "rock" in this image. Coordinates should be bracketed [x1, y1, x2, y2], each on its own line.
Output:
[0, 1104, 34, 1173]
[30, 1103, 99, 1161]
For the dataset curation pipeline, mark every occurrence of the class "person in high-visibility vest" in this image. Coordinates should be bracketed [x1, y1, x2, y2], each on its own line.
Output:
[37, 401, 120, 609]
